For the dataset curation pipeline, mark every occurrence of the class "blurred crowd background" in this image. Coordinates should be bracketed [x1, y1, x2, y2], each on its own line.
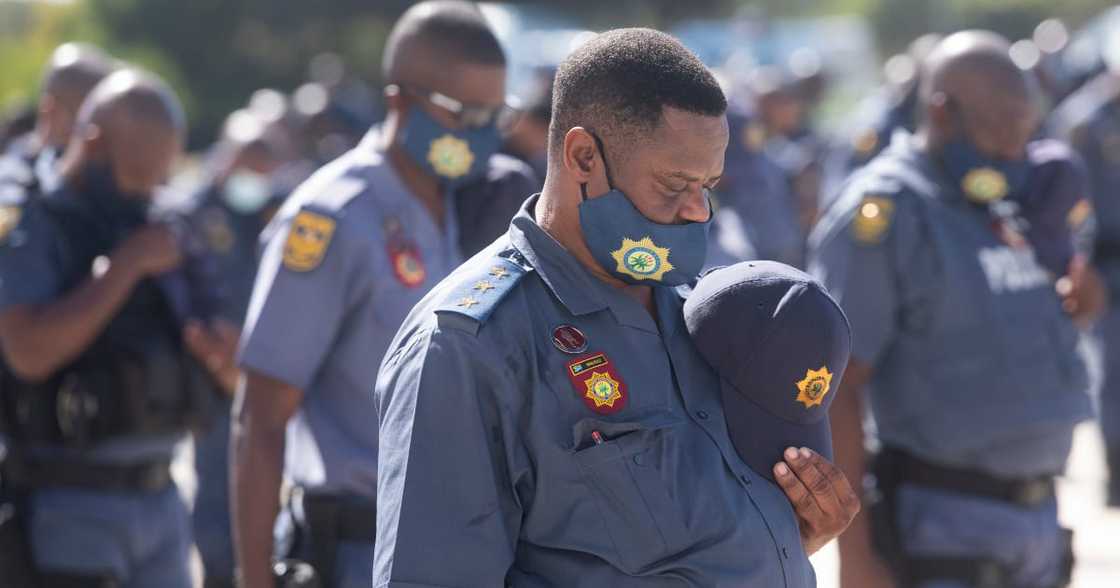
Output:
[3, 0, 1120, 154]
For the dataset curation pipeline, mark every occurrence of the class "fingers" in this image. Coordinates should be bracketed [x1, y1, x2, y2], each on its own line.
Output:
[785, 447, 841, 513]
[211, 319, 242, 352]
[774, 448, 824, 521]
[183, 321, 225, 372]
[807, 449, 861, 517]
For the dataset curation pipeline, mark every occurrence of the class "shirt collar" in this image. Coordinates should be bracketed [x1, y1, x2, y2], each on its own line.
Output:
[507, 194, 662, 333]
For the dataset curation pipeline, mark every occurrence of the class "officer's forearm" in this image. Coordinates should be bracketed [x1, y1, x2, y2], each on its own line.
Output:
[831, 360, 875, 556]
[0, 258, 143, 382]
[231, 371, 301, 588]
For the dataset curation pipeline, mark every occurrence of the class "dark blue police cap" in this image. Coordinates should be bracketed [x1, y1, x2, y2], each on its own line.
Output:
[683, 261, 851, 482]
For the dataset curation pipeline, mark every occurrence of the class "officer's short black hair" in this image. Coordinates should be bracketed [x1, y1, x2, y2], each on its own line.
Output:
[549, 28, 727, 162]
[381, 1, 505, 85]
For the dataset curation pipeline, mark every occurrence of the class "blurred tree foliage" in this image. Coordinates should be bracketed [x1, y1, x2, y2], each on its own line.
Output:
[1, 0, 1118, 145]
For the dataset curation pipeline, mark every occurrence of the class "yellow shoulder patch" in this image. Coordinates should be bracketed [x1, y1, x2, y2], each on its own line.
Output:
[852, 195, 894, 244]
[283, 210, 336, 271]
[1067, 198, 1092, 229]
[0, 206, 22, 242]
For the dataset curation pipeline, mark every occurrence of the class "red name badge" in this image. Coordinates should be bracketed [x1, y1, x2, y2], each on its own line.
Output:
[566, 353, 627, 414]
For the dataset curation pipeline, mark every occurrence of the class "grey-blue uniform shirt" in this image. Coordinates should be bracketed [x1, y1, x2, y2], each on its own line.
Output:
[1051, 73, 1120, 287]
[374, 196, 815, 588]
[239, 132, 466, 499]
[808, 133, 1092, 478]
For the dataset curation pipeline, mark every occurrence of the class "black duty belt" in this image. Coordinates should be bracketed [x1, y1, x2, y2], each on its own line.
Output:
[295, 488, 377, 543]
[5, 457, 172, 493]
[882, 447, 1055, 508]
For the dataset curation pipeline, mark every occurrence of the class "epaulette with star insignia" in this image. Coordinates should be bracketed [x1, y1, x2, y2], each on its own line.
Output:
[435, 249, 532, 335]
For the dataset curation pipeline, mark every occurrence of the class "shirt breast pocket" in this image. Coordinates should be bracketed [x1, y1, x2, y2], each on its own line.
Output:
[569, 416, 690, 574]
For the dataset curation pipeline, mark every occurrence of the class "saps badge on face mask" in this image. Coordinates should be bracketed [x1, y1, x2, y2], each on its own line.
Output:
[577, 133, 712, 287]
[398, 106, 501, 189]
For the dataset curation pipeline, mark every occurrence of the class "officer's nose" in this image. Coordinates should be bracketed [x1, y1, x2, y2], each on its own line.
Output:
[678, 188, 711, 224]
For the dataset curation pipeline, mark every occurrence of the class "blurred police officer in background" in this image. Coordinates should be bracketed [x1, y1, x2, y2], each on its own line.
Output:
[0, 44, 115, 208]
[705, 104, 801, 268]
[845, 35, 942, 171]
[231, 3, 534, 587]
[501, 68, 554, 183]
[185, 107, 289, 588]
[811, 31, 1102, 588]
[1051, 35, 1120, 508]
[0, 68, 235, 587]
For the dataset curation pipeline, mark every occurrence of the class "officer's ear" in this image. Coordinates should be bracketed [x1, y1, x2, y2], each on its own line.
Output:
[561, 127, 598, 184]
[66, 122, 108, 167]
[384, 85, 407, 114]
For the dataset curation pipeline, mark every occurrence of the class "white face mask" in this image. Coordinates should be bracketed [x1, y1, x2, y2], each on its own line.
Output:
[222, 170, 272, 214]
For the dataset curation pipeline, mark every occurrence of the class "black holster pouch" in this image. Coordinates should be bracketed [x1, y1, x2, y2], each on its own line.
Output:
[868, 448, 906, 576]
[286, 488, 377, 588]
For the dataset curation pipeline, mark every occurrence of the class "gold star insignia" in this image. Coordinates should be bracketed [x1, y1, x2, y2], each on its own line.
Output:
[489, 266, 509, 279]
[473, 280, 495, 293]
[457, 297, 479, 309]
[795, 366, 834, 409]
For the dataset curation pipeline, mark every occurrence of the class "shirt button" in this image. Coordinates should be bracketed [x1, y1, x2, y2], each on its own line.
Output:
[633, 454, 643, 465]
[740, 473, 752, 485]
[697, 410, 710, 420]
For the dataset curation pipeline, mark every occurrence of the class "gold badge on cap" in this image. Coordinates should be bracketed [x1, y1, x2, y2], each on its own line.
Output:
[428, 134, 474, 179]
[961, 167, 1009, 203]
[796, 366, 833, 409]
[852, 195, 894, 244]
[283, 210, 336, 271]
[611, 236, 674, 281]
[0, 206, 22, 242]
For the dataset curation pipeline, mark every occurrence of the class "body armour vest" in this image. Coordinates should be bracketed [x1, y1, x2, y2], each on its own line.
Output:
[0, 195, 214, 448]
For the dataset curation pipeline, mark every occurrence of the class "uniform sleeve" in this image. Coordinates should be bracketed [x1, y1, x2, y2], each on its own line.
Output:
[1021, 141, 1090, 273]
[0, 207, 61, 311]
[238, 210, 371, 390]
[374, 326, 522, 588]
[808, 189, 910, 365]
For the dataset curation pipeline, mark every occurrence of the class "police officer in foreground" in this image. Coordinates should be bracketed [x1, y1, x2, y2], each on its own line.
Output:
[810, 31, 1098, 588]
[0, 68, 233, 587]
[0, 43, 115, 208]
[232, 3, 535, 587]
[1050, 37, 1120, 507]
[375, 28, 858, 587]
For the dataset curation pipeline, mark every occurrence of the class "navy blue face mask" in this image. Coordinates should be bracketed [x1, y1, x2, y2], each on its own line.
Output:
[578, 133, 712, 286]
[939, 105, 1030, 204]
[399, 106, 502, 189]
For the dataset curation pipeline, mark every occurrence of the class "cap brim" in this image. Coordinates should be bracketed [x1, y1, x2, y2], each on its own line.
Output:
[720, 377, 834, 483]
